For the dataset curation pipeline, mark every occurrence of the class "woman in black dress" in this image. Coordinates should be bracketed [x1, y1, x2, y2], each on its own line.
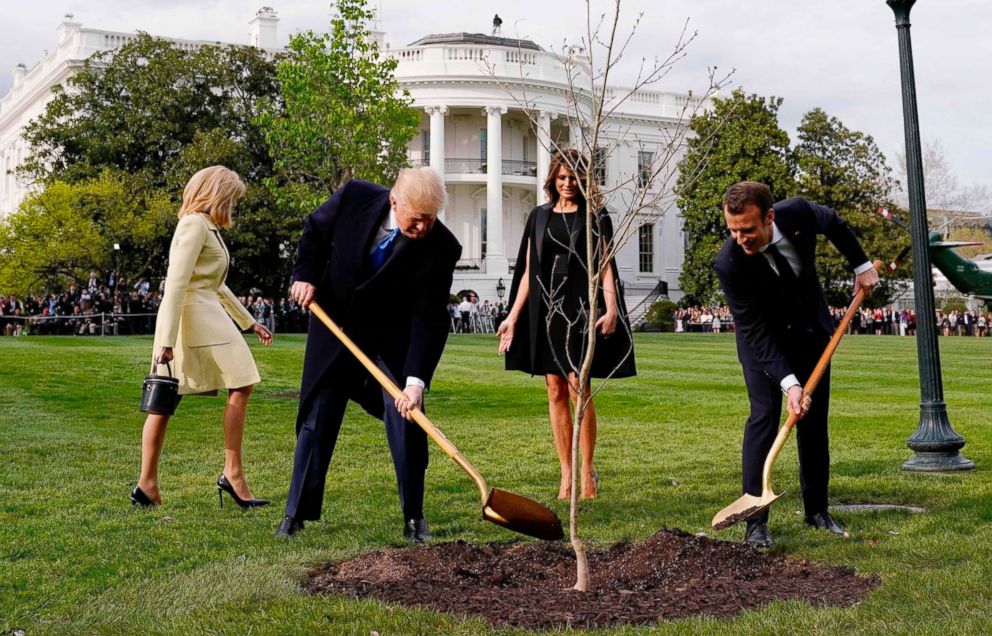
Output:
[497, 149, 636, 499]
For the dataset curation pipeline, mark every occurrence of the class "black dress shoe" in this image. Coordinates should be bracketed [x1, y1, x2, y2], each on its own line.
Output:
[403, 518, 432, 544]
[217, 474, 270, 509]
[130, 485, 157, 508]
[275, 516, 305, 538]
[745, 520, 773, 548]
[805, 511, 849, 537]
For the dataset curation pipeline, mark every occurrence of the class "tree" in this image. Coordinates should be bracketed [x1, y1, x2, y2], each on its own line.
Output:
[257, 0, 421, 213]
[15, 35, 298, 294]
[20, 34, 281, 192]
[894, 138, 990, 233]
[0, 172, 172, 295]
[676, 90, 795, 304]
[794, 108, 906, 306]
[497, 7, 728, 591]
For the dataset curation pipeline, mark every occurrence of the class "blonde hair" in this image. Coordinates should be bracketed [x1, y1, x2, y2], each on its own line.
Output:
[392, 167, 447, 215]
[178, 166, 245, 229]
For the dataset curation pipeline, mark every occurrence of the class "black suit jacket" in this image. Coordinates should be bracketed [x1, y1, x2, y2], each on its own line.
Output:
[715, 197, 868, 384]
[291, 180, 462, 417]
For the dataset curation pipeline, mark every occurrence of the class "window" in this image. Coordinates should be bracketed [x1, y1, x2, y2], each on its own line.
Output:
[638, 151, 654, 187]
[480, 129, 487, 162]
[422, 130, 430, 165]
[639, 223, 655, 273]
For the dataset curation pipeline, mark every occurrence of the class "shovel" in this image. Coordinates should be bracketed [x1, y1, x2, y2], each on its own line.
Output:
[308, 302, 564, 541]
[711, 261, 881, 531]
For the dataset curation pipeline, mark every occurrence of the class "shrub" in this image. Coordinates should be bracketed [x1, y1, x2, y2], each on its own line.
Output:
[645, 299, 678, 332]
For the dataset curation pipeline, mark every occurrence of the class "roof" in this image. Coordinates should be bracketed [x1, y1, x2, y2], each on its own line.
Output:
[408, 33, 542, 51]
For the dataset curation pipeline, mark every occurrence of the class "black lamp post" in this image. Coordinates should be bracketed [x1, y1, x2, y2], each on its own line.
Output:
[496, 277, 506, 301]
[886, 0, 974, 471]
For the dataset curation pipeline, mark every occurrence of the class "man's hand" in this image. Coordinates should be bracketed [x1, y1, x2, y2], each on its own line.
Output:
[394, 384, 424, 421]
[786, 385, 812, 420]
[496, 318, 516, 354]
[290, 281, 317, 309]
[251, 322, 273, 345]
[853, 267, 880, 298]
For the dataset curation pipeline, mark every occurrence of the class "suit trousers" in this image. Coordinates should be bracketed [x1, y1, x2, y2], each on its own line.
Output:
[741, 340, 831, 521]
[284, 354, 429, 522]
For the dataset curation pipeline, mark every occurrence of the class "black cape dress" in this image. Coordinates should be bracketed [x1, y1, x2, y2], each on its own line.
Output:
[504, 202, 637, 378]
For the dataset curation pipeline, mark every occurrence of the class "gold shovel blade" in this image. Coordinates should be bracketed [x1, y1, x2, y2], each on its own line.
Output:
[711, 491, 785, 530]
[483, 488, 564, 541]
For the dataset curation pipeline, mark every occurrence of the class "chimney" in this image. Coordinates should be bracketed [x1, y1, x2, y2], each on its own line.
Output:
[249, 6, 279, 49]
[57, 13, 82, 45]
[13, 63, 27, 89]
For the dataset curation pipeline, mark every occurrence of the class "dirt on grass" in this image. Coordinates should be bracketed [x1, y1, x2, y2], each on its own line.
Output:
[306, 527, 880, 630]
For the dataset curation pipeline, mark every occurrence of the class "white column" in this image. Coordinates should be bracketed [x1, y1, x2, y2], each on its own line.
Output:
[568, 119, 582, 151]
[535, 111, 555, 201]
[484, 106, 508, 275]
[426, 105, 447, 178]
[426, 105, 448, 220]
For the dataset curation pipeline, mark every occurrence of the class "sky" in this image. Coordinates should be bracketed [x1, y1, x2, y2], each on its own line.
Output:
[1, 0, 989, 207]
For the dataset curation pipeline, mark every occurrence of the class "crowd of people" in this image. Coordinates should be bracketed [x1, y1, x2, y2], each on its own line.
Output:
[0, 279, 516, 337]
[7, 281, 990, 340]
[674, 304, 992, 337]
[0, 271, 313, 336]
[674, 306, 735, 333]
[448, 294, 507, 333]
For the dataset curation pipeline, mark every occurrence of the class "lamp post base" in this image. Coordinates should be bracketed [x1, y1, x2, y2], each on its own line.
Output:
[902, 451, 975, 472]
[901, 402, 975, 472]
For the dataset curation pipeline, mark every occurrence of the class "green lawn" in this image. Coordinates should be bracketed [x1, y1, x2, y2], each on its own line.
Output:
[1, 333, 990, 635]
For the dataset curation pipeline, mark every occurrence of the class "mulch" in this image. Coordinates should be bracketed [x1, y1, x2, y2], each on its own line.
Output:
[306, 527, 880, 630]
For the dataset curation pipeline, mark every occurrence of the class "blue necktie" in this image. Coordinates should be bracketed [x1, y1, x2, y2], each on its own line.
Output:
[371, 228, 400, 270]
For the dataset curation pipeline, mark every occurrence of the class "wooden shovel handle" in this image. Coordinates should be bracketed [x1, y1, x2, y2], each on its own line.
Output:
[308, 302, 461, 458]
[761, 260, 882, 491]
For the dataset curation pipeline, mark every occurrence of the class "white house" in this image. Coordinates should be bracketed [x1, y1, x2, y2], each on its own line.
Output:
[0, 9, 693, 306]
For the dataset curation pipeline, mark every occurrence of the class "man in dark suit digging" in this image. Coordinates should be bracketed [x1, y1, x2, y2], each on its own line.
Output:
[715, 181, 879, 548]
[276, 168, 461, 543]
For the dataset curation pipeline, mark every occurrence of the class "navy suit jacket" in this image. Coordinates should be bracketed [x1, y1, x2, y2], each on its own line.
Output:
[715, 197, 868, 384]
[291, 180, 462, 417]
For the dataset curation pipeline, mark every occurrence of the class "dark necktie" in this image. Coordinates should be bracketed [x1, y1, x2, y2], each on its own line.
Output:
[765, 243, 797, 285]
[370, 228, 400, 271]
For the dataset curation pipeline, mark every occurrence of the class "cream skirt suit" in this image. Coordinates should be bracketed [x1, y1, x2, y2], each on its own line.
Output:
[153, 213, 260, 395]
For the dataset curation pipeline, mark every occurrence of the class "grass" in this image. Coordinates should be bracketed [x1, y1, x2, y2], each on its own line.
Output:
[1, 332, 991, 635]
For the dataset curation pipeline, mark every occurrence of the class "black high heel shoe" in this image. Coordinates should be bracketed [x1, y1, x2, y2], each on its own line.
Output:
[131, 485, 157, 508]
[217, 474, 270, 509]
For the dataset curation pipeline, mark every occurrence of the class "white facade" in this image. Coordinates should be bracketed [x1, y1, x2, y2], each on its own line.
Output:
[0, 12, 692, 303]
[391, 33, 693, 303]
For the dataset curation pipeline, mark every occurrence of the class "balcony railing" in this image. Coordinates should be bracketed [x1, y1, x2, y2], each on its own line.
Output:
[443, 158, 537, 176]
[445, 158, 486, 174]
[503, 160, 537, 177]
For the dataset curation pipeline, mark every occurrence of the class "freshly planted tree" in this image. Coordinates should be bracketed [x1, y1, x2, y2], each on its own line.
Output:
[497, 4, 729, 590]
[257, 0, 421, 213]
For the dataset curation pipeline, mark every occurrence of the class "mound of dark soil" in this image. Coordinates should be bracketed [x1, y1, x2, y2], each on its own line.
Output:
[306, 527, 880, 630]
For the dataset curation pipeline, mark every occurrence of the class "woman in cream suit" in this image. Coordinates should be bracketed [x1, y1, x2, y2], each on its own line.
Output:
[131, 166, 273, 509]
